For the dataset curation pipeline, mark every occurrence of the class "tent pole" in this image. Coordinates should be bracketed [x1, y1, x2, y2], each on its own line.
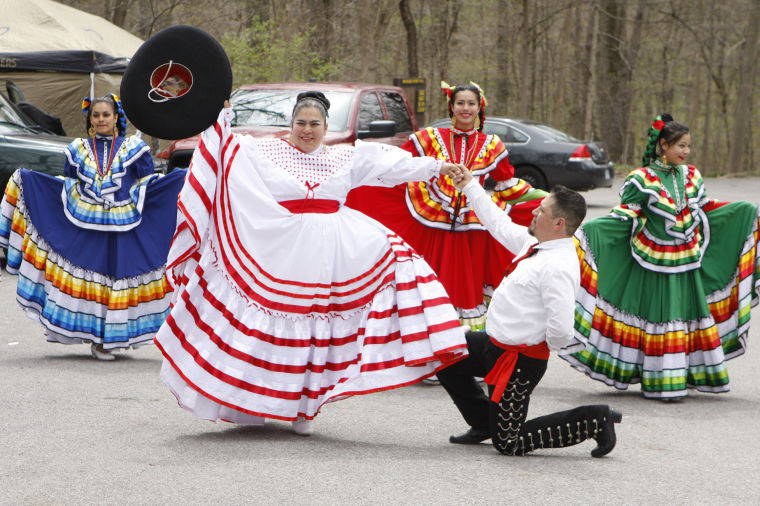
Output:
[90, 72, 95, 98]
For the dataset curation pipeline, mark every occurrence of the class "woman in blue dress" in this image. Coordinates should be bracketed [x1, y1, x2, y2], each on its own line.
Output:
[0, 94, 185, 360]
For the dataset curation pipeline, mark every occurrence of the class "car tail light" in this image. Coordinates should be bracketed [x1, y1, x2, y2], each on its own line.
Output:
[569, 144, 591, 161]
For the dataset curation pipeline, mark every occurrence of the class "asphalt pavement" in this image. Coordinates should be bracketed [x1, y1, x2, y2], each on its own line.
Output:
[1, 176, 759, 505]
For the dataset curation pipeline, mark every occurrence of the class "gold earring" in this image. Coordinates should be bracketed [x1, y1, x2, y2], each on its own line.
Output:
[474, 116, 480, 130]
[113, 126, 119, 137]
[451, 116, 456, 129]
[662, 154, 667, 166]
[88, 126, 95, 138]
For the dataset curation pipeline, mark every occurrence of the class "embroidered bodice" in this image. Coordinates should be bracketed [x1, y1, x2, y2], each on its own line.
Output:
[61, 135, 155, 230]
[400, 126, 534, 231]
[609, 163, 710, 272]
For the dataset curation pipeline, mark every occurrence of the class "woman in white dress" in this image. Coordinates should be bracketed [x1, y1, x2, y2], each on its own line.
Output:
[154, 92, 469, 435]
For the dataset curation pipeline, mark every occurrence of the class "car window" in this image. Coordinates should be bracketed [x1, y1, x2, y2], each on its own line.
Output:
[482, 121, 529, 144]
[358, 92, 384, 131]
[529, 123, 580, 142]
[229, 89, 353, 132]
[506, 126, 529, 143]
[0, 92, 28, 127]
[482, 121, 507, 139]
[381, 92, 412, 133]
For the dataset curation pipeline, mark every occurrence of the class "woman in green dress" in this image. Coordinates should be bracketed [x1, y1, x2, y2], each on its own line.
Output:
[560, 114, 760, 400]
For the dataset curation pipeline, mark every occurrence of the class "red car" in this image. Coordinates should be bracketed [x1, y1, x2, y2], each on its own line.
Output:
[166, 81, 419, 171]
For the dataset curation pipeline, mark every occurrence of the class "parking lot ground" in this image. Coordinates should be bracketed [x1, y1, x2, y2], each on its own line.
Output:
[1, 176, 759, 505]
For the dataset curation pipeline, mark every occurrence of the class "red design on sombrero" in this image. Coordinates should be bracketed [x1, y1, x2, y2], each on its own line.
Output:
[149, 61, 193, 101]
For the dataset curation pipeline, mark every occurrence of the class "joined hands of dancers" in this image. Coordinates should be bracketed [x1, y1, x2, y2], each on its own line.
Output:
[449, 163, 472, 188]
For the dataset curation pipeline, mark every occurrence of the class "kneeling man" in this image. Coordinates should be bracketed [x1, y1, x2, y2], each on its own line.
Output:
[440, 168, 622, 457]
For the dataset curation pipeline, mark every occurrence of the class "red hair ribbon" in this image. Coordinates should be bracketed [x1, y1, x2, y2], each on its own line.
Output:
[469, 81, 487, 109]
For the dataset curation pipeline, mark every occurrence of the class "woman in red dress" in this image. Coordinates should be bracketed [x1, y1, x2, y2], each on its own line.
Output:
[347, 82, 545, 331]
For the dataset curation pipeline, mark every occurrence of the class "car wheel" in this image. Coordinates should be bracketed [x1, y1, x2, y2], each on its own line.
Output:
[515, 165, 548, 191]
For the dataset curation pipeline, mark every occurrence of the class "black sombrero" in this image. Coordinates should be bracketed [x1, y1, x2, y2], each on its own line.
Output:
[120, 25, 232, 140]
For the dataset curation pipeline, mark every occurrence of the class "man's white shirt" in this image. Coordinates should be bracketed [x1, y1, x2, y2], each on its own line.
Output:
[461, 180, 580, 350]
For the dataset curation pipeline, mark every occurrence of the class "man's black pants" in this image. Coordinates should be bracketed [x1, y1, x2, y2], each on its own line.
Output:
[438, 331, 610, 455]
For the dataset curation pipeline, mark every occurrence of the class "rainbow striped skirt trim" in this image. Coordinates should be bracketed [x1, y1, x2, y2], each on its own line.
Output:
[560, 201, 760, 399]
[0, 169, 176, 350]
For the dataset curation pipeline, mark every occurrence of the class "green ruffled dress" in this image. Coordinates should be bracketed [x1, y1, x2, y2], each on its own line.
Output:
[560, 162, 760, 399]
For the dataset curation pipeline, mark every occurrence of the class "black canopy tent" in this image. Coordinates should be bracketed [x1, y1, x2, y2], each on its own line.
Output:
[0, 50, 130, 74]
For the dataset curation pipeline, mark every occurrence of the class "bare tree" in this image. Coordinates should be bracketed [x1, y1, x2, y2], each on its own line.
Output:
[110, 0, 132, 27]
[727, 0, 760, 173]
[493, 0, 513, 113]
[596, 0, 645, 161]
[399, 0, 419, 76]
[516, 0, 532, 118]
[583, 1, 600, 140]
[551, 2, 574, 128]
[56, 0, 760, 173]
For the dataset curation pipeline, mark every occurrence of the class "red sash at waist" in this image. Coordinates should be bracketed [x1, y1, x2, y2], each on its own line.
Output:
[279, 199, 340, 214]
[484, 338, 550, 402]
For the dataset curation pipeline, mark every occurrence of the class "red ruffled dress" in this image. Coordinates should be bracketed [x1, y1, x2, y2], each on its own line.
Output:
[346, 126, 546, 330]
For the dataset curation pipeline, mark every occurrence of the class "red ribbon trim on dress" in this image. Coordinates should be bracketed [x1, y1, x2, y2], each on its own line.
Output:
[279, 199, 340, 214]
[484, 338, 550, 402]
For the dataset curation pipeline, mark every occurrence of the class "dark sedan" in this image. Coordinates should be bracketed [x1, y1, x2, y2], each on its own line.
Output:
[0, 91, 70, 190]
[429, 117, 614, 191]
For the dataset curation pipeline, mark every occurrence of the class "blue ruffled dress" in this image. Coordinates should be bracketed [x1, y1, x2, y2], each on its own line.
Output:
[0, 134, 186, 350]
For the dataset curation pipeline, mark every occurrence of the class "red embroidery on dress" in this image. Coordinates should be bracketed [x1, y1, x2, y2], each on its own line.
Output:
[257, 139, 352, 185]
[305, 181, 320, 199]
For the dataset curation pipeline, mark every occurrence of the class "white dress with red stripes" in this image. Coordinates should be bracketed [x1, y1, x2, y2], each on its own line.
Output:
[154, 109, 468, 423]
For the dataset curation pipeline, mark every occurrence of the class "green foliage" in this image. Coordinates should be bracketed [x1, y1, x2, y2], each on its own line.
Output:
[220, 16, 341, 87]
